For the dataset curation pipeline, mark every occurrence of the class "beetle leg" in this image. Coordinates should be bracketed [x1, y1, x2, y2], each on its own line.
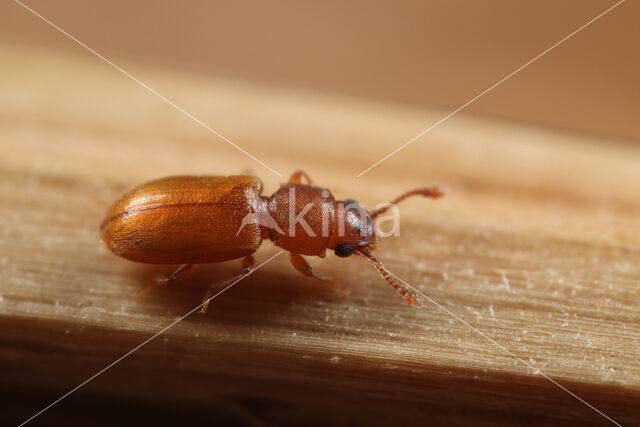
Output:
[288, 252, 349, 295]
[135, 264, 194, 297]
[201, 256, 255, 313]
[288, 170, 313, 185]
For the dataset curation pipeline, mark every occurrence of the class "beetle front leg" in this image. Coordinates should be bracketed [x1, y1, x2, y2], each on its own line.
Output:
[288, 252, 348, 295]
[288, 170, 313, 185]
[135, 263, 194, 297]
[201, 256, 254, 313]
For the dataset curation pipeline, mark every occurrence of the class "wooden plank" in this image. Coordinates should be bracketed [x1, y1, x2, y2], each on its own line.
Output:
[1, 44, 639, 426]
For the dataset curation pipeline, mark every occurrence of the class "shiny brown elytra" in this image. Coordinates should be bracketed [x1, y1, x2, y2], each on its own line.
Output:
[100, 170, 442, 311]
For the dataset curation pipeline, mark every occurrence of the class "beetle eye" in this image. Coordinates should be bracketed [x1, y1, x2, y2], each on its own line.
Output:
[334, 244, 355, 257]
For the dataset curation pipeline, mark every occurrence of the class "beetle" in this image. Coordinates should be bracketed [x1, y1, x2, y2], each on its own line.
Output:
[100, 170, 442, 312]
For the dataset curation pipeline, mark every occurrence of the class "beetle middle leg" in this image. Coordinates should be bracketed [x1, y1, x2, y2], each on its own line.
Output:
[201, 255, 255, 313]
[135, 263, 194, 297]
[288, 252, 348, 295]
[288, 170, 313, 185]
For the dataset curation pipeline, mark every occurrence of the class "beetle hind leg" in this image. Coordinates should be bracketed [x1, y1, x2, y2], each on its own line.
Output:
[289, 252, 349, 296]
[135, 263, 194, 297]
[201, 255, 254, 313]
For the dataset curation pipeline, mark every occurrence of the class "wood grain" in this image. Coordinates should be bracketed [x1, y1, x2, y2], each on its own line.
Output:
[1, 44, 639, 426]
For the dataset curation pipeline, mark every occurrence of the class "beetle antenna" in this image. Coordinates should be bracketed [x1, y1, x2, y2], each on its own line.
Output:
[357, 248, 420, 305]
[369, 187, 443, 219]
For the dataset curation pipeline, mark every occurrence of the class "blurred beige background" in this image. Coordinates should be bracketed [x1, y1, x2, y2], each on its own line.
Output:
[2, 0, 638, 142]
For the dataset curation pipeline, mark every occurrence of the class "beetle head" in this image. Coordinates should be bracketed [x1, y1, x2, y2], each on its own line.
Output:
[326, 187, 443, 305]
[327, 199, 378, 258]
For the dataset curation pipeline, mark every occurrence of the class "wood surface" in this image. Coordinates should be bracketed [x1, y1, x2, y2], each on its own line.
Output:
[1, 43, 639, 426]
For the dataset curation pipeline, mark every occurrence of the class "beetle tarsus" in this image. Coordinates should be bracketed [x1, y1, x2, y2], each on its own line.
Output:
[134, 264, 194, 297]
[201, 256, 255, 314]
[288, 252, 349, 296]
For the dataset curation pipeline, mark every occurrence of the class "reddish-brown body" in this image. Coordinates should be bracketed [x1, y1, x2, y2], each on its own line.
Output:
[101, 171, 442, 309]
